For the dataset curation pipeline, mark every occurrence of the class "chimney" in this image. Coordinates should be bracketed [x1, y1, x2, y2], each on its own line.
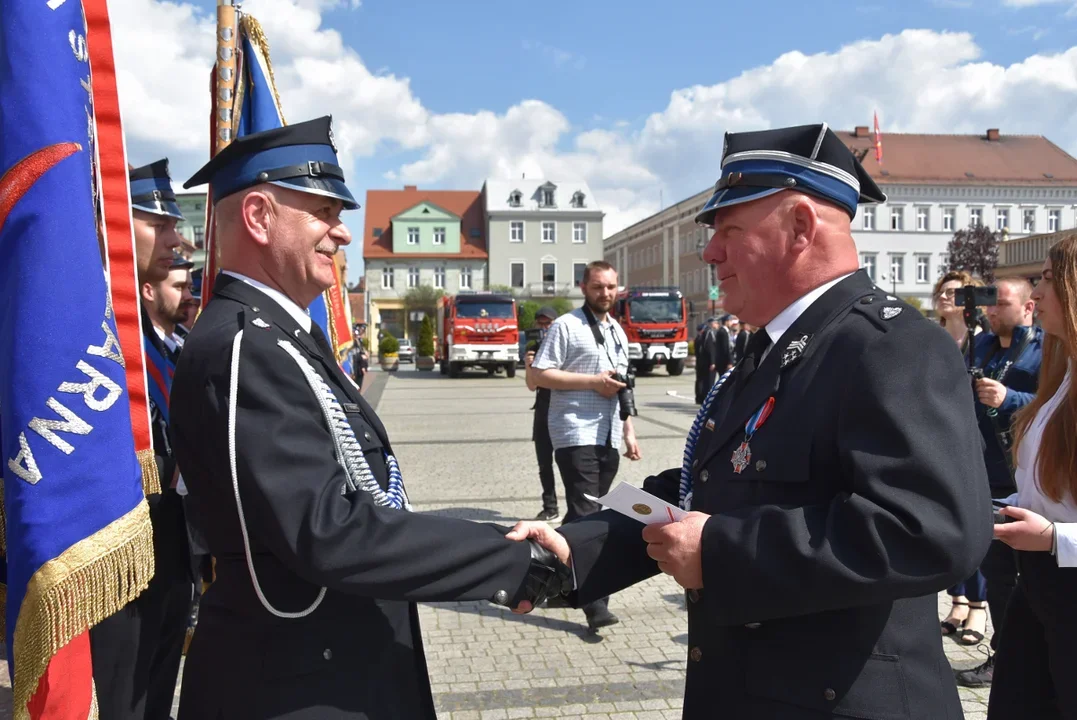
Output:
[404, 185, 417, 191]
[854, 126, 870, 138]
[986, 128, 1000, 142]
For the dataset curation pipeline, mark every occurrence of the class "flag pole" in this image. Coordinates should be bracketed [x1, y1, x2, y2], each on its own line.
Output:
[216, 0, 238, 154]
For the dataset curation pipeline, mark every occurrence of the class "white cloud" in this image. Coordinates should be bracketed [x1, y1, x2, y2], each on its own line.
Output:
[109, 4, 1077, 281]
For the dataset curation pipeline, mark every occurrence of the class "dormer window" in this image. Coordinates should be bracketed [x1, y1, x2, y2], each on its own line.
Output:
[542, 189, 555, 207]
[508, 190, 523, 207]
[538, 182, 557, 208]
[571, 191, 586, 208]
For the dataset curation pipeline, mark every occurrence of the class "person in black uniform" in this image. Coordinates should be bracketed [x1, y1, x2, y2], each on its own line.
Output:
[692, 322, 709, 404]
[90, 160, 194, 720]
[702, 315, 733, 387]
[509, 124, 993, 719]
[525, 306, 560, 521]
[169, 116, 570, 720]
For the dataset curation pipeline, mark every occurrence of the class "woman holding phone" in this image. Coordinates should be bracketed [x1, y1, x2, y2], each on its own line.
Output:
[989, 233, 1077, 719]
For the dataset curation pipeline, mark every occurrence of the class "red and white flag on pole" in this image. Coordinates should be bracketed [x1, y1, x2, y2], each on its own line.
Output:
[873, 111, 883, 165]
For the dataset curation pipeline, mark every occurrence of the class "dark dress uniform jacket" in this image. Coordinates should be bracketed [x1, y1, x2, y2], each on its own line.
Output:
[170, 276, 532, 719]
[559, 272, 993, 720]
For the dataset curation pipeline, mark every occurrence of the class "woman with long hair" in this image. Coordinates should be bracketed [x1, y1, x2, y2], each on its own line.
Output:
[989, 233, 1077, 719]
[934, 270, 991, 644]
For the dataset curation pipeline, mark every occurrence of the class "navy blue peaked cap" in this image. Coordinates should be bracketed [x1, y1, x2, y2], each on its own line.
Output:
[129, 159, 184, 220]
[184, 116, 358, 210]
[695, 123, 886, 226]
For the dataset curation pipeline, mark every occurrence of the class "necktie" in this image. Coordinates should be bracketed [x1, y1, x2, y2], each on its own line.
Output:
[309, 322, 337, 361]
[730, 329, 771, 398]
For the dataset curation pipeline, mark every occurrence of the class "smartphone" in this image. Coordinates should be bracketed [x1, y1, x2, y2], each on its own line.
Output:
[954, 285, 998, 307]
[992, 499, 1013, 525]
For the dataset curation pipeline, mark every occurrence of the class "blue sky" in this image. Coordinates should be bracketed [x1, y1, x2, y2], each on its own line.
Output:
[116, 0, 1077, 284]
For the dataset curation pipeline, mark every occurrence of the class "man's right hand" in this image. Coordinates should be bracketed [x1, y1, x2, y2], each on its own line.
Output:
[506, 521, 571, 566]
[592, 370, 626, 398]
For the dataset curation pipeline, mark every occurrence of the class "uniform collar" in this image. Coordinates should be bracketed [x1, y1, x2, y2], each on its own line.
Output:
[221, 270, 312, 332]
[765, 272, 854, 349]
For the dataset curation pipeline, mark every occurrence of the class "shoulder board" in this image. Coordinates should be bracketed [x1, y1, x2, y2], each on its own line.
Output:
[850, 291, 917, 332]
[242, 304, 273, 331]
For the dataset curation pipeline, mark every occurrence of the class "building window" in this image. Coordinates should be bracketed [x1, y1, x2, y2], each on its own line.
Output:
[916, 207, 929, 232]
[541, 261, 557, 291]
[433, 227, 446, 245]
[407, 227, 419, 245]
[433, 266, 445, 289]
[510, 262, 525, 289]
[938, 254, 949, 276]
[193, 226, 205, 248]
[571, 191, 586, 208]
[573, 222, 587, 243]
[890, 254, 904, 284]
[862, 206, 875, 231]
[541, 188, 555, 207]
[890, 207, 903, 231]
[943, 208, 955, 232]
[996, 208, 1010, 232]
[916, 255, 930, 284]
[509, 190, 522, 207]
[1049, 209, 1061, 232]
[510, 221, 524, 242]
[1023, 209, 1036, 234]
[573, 262, 587, 285]
[460, 266, 472, 290]
[969, 208, 983, 227]
[861, 253, 877, 282]
[381, 267, 394, 289]
[407, 267, 420, 288]
[542, 222, 556, 243]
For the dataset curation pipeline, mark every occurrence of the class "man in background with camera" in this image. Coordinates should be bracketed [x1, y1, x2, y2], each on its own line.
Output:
[956, 277, 1043, 688]
[524, 306, 561, 521]
[529, 260, 642, 633]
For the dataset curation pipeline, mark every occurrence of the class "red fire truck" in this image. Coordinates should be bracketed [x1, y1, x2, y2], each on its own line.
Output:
[612, 287, 690, 376]
[437, 292, 519, 378]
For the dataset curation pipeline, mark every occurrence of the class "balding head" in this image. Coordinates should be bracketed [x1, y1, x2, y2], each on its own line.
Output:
[216, 183, 351, 308]
[701, 190, 860, 326]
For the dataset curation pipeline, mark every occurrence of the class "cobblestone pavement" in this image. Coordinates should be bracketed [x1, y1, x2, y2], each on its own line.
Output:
[0, 367, 999, 719]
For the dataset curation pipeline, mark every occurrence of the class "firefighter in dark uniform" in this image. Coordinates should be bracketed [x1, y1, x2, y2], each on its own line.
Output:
[169, 116, 569, 720]
[509, 124, 993, 719]
[90, 160, 194, 720]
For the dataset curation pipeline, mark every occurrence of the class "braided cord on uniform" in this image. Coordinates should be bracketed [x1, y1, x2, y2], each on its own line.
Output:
[276, 339, 411, 511]
[679, 366, 737, 510]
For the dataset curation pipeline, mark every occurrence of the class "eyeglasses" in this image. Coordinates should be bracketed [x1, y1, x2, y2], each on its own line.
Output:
[937, 288, 958, 299]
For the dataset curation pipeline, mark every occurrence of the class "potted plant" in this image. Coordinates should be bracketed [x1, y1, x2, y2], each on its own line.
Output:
[379, 332, 399, 371]
[416, 316, 436, 371]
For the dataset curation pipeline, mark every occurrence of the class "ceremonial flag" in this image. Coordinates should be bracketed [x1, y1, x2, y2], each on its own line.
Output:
[0, 0, 155, 717]
[874, 111, 883, 165]
[205, 12, 356, 373]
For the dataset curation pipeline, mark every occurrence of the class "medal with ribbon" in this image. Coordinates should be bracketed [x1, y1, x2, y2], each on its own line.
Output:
[731, 396, 775, 474]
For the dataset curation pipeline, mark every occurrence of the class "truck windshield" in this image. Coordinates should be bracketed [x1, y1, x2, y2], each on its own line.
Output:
[455, 301, 515, 319]
[628, 298, 682, 323]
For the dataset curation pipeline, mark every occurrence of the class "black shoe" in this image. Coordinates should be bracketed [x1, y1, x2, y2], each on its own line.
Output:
[586, 608, 620, 633]
[534, 508, 559, 521]
[955, 651, 994, 688]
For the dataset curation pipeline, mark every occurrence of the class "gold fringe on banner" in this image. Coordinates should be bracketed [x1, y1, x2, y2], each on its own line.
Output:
[137, 448, 160, 497]
[13, 500, 154, 720]
[0, 583, 7, 638]
[238, 14, 286, 125]
[0, 475, 7, 558]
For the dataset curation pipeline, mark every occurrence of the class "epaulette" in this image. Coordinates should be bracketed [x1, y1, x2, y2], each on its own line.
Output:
[243, 304, 273, 331]
[850, 288, 914, 332]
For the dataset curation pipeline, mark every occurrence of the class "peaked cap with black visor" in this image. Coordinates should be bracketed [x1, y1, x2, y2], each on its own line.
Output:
[694, 123, 886, 227]
[129, 159, 185, 220]
[184, 115, 359, 210]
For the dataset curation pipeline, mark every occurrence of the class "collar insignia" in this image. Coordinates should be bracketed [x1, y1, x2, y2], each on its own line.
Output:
[781, 333, 812, 369]
[251, 317, 271, 329]
[881, 306, 903, 320]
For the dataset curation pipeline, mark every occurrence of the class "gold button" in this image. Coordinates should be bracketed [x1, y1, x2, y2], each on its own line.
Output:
[689, 647, 702, 662]
[824, 688, 836, 701]
[323, 649, 333, 661]
[700, 470, 709, 483]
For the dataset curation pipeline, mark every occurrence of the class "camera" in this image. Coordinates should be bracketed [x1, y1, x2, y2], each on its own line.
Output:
[954, 285, 998, 332]
[612, 372, 637, 420]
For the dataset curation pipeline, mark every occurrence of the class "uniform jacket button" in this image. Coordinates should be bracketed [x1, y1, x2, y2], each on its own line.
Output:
[364, 431, 372, 441]
[689, 647, 703, 662]
[700, 470, 709, 483]
[493, 590, 509, 606]
[687, 589, 701, 603]
[323, 648, 333, 661]
[824, 688, 836, 701]
[692, 458, 699, 470]
[755, 460, 766, 472]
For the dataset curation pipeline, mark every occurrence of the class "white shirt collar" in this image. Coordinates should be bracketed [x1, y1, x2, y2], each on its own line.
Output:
[764, 272, 854, 349]
[222, 270, 312, 332]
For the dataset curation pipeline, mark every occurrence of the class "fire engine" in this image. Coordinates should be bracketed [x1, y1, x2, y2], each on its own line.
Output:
[612, 287, 690, 376]
[437, 292, 519, 378]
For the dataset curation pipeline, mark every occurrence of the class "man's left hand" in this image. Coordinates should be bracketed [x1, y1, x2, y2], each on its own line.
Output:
[976, 378, 1008, 408]
[642, 512, 709, 589]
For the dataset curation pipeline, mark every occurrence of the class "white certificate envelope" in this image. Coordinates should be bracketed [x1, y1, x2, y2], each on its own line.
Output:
[584, 483, 688, 525]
